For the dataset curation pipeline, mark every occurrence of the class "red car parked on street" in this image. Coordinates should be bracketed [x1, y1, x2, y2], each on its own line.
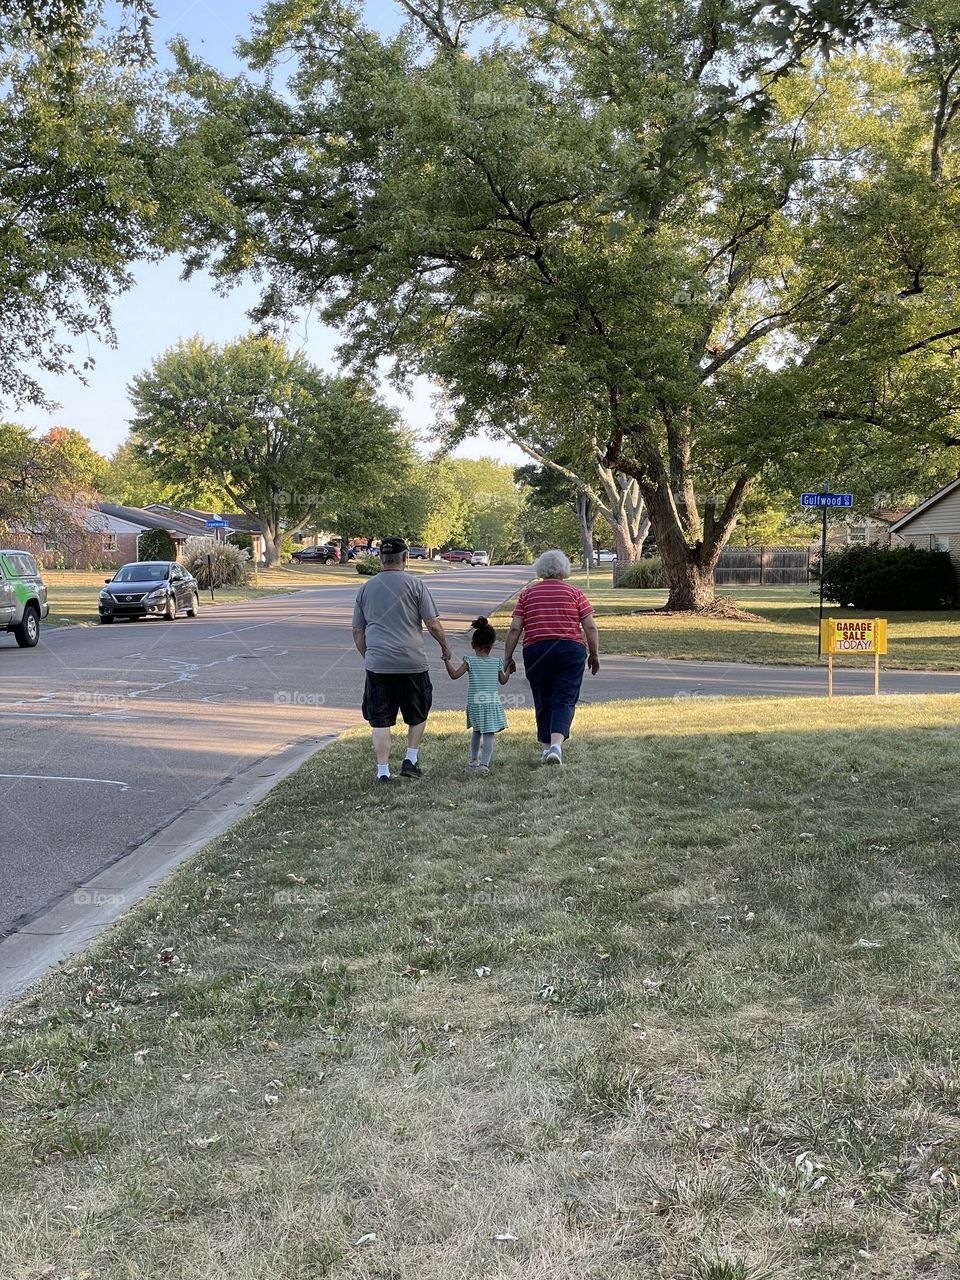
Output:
[440, 549, 473, 563]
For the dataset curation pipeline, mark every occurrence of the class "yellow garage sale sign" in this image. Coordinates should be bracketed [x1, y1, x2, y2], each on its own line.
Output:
[820, 617, 888, 655]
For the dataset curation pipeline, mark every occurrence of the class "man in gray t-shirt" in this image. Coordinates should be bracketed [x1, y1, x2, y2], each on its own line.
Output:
[352, 536, 451, 783]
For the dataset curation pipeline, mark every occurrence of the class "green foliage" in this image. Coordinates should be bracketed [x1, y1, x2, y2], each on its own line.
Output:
[182, 536, 250, 588]
[0, 17, 181, 409]
[520, 499, 580, 559]
[616, 558, 668, 590]
[0, 421, 92, 546]
[821, 545, 958, 609]
[354, 555, 381, 576]
[99, 436, 223, 509]
[816, 545, 879, 606]
[129, 335, 404, 566]
[136, 527, 175, 562]
[174, 1, 960, 606]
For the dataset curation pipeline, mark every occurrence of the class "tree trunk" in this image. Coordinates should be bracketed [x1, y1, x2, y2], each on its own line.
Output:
[663, 552, 717, 611]
[575, 491, 596, 568]
[262, 530, 283, 568]
[624, 463, 753, 612]
[597, 466, 649, 560]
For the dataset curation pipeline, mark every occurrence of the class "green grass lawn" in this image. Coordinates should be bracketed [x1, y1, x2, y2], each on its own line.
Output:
[5, 696, 960, 1278]
[44, 561, 447, 626]
[499, 570, 960, 671]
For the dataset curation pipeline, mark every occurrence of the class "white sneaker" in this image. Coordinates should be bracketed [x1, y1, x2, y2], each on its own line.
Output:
[544, 746, 562, 766]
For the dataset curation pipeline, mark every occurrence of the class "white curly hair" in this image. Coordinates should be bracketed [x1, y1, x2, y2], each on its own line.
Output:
[533, 549, 572, 580]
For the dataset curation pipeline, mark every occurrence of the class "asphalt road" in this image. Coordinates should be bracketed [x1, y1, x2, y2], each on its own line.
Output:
[4, 563, 960, 938]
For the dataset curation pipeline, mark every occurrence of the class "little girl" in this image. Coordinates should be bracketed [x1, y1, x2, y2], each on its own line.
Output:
[444, 616, 515, 774]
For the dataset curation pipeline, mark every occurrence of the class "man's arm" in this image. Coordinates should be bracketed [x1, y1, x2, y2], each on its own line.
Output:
[425, 616, 452, 661]
[352, 626, 367, 658]
[503, 617, 524, 666]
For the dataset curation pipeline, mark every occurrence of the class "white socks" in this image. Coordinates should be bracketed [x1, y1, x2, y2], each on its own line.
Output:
[405, 748, 419, 764]
[377, 763, 390, 779]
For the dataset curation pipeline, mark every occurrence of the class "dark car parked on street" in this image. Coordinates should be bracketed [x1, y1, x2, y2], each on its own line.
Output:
[99, 561, 200, 623]
[408, 546, 429, 559]
[291, 543, 340, 564]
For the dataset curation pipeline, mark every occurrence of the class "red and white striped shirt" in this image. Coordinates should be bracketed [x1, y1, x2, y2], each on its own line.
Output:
[513, 579, 593, 646]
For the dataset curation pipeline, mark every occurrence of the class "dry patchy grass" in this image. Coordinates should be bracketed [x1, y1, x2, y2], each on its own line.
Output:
[4, 696, 960, 1278]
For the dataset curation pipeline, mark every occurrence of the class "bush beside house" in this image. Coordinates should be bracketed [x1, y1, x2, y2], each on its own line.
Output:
[821, 545, 958, 610]
[137, 528, 177, 562]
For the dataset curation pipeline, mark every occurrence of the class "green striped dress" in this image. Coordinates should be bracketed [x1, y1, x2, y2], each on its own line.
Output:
[464, 654, 508, 733]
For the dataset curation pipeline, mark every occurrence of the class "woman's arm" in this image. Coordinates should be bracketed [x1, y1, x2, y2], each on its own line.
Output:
[582, 616, 600, 674]
[444, 657, 468, 679]
[503, 618, 524, 667]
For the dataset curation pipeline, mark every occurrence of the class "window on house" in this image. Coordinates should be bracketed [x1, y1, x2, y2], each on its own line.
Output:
[936, 536, 950, 552]
[104, 533, 118, 551]
[848, 527, 867, 544]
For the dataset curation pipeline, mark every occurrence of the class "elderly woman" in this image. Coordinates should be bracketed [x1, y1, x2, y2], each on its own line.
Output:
[503, 549, 600, 765]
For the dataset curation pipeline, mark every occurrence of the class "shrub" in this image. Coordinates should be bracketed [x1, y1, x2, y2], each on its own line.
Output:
[821, 544, 958, 610]
[816, 544, 877, 607]
[229, 531, 254, 557]
[137, 528, 176, 562]
[614, 556, 667, 588]
[355, 555, 381, 576]
[182, 536, 250, 588]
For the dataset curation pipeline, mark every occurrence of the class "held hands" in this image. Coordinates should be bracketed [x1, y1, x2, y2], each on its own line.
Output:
[588, 654, 600, 675]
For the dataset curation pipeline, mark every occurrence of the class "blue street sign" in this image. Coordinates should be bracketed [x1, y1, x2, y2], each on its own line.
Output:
[800, 492, 853, 509]
[205, 517, 230, 529]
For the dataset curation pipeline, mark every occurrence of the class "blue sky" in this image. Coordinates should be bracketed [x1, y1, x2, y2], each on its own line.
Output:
[11, 0, 523, 466]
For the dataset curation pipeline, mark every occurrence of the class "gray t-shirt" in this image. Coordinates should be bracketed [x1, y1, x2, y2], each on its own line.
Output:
[352, 571, 439, 673]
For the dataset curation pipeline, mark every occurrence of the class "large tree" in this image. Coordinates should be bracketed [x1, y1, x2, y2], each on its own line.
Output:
[129, 335, 406, 567]
[173, 1, 960, 609]
[0, 421, 95, 549]
[0, 0, 179, 410]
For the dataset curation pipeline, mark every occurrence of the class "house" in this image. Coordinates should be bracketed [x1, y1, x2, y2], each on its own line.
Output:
[889, 479, 960, 572]
[144, 505, 268, 563]
[88, 503, 208, 565]
[844, 509, 911, 548]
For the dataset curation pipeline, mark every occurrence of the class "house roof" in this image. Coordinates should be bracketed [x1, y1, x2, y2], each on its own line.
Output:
[94, 503, 204, 538]
[144, 504, 264, 535]
[890, 478, 960, 533]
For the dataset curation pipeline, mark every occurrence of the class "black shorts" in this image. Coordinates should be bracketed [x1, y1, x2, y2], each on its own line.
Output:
[362, 670, 433, 728]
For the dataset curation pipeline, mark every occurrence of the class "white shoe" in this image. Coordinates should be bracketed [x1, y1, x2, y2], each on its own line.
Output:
[544, 746, 562, 766]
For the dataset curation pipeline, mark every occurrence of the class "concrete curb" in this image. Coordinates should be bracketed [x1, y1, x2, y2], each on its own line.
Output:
[0, 733, 337, 1009]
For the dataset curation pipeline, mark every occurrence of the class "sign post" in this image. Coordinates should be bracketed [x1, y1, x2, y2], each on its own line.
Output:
[801, 491, 853, 656]
[206, 553, 215, 603]
[820, 617, 888, 697]
[205, 515, 229, 546]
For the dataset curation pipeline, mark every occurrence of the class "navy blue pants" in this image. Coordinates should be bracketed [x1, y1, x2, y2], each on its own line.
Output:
[523, 639, 586, 742]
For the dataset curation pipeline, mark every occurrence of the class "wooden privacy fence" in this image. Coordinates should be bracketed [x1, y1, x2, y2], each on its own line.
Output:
[714, 546, 812, 586]
[611, 546, 813, 587]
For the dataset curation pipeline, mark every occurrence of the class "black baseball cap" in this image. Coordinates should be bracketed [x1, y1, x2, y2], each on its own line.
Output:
[380, 536, 408, 554]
